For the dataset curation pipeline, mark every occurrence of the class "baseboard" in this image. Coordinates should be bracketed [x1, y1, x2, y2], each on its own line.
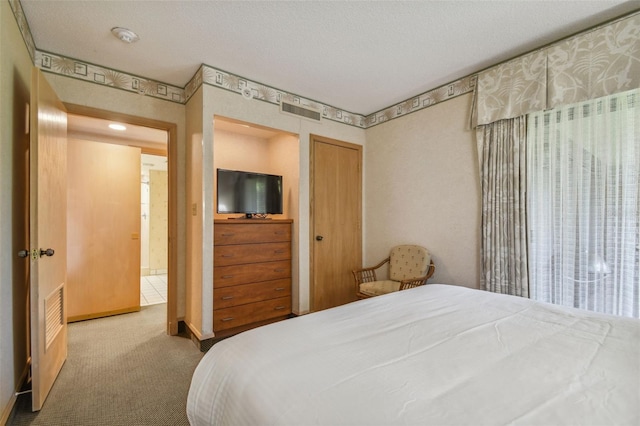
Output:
[179, 314, 299, 353]
[68, 306, 140, 323]
[1, 362, 30, 426]
[180, 320, 215, 352]
[1, 392, 17, 426]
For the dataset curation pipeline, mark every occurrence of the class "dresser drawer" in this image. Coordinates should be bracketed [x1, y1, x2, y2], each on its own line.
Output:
[214, 279, 291, 309]
[214, 260, 291, 288]
[214, 296, 291, 331]
[215, 223, 291, 245]
[214, 242, 291, 266]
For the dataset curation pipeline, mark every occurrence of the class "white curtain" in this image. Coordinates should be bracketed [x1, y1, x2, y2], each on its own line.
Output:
[527, 88, 640, 318]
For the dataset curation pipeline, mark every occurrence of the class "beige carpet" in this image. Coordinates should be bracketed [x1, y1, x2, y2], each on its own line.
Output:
[9, 304, 203, 425]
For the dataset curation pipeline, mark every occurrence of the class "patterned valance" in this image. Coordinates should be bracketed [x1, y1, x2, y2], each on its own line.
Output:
[474, 12, 640, 126]
[547, 16, 640, 108]
[474, 51, 547, 126]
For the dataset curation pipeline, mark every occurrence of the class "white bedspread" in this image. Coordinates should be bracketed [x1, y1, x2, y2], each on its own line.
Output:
[187, 284, 640, 426]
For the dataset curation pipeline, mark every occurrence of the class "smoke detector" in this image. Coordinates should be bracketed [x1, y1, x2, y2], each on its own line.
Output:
[111, 27, 140, 43]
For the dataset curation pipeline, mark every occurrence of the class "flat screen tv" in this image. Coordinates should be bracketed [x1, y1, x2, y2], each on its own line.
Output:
[216, 169, 283, 218]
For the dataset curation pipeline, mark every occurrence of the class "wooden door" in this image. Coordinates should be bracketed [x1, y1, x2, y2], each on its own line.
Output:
[30, 68, 68, 411]
[67, 139, 141, 321]
[311, 135, 362, 311]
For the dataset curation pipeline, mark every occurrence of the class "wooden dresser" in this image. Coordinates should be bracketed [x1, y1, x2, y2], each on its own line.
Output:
[213, 219, 292, 337]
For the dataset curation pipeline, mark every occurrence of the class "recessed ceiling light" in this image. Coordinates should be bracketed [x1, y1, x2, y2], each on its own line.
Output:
[109, 123, 127, 131]
[111, 27, 140, 43]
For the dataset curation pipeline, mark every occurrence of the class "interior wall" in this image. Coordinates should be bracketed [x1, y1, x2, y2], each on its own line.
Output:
[185, 87, 208, 338]
[268, 133, 301, 310]
[268, 133, 300, 222]
[212, 128, 301, 310]
[364, 93, 481, 289]
[212, 129, 271, 182]
[141, 167, 150, 275]
[149, 169, 168, 273]
[203, 85, 366, 318]
[42, 73, 187, 320]
[212, 129, 299, 220]
[0, 1, 34, 421]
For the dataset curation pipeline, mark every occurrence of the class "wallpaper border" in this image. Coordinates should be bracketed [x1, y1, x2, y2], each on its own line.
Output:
[8, 0, 35, 62]
[365, 76, 477, 128]
[34, 49, 186, 104]
[185, 64, 367, 128]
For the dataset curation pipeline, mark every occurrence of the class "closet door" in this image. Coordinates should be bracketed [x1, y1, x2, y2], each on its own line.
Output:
[67, 139, 141, 321]
[311, 135, 362, 311]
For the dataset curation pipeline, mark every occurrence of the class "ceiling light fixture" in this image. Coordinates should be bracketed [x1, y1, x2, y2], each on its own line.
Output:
[111, 27, 140, 43]
[108, 123, 127, 131]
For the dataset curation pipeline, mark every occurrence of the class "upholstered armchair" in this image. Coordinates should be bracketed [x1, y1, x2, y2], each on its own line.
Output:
[353, 245, 435, 299]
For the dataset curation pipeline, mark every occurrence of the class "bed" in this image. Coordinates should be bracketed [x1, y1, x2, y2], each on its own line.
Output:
[187, 284, 639, 425]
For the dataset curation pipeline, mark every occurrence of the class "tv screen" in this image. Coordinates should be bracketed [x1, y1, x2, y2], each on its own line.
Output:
[216, 169, 283, 216]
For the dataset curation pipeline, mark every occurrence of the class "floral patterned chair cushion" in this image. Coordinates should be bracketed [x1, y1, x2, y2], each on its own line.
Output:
[389, 245, 431, 281]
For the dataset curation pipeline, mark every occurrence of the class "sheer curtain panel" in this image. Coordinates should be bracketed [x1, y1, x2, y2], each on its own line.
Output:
[527, 88, 640, 318]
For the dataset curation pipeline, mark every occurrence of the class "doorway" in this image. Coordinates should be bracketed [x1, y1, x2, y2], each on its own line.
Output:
[64, 105, 178, 334]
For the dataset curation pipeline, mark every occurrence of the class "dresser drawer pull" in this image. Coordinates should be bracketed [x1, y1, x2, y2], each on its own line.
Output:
[221, 317, 234, 322]
[221, 296, 234, 300]
[275, 287, 285, 291]
[274, 231, 286, 235]
[274, 268, 286, 273]
[221, 254, 234, 258]
[274, 250, 285, 254]
[222, 275, 234, 279]
[221, 233, 235, 237]
[274, 306, 286, 311]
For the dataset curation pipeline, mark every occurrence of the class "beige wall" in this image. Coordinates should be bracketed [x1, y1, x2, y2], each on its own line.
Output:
[199, 84, 366, 333]
[185, 84, 366, 339]
[213, 128, 299, 220]
[185, 87, 207, 338]
[213, 129, 273, 181]
[364, 93, 481, 290]
[42, 73, 188, 320]
[0, 1, 34, 420]
[212, 128, 301, 310]
[149, 170, 168, 273]
[268, 133, 301, 311]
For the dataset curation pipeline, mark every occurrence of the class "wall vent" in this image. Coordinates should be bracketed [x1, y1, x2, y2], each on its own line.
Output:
[45, 284, 64, 351]
[280, 101, 322, 122]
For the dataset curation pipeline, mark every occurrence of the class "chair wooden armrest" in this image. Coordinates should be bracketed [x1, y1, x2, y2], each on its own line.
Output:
[398, 260, 436, 291]
[352, 257, 390, 291]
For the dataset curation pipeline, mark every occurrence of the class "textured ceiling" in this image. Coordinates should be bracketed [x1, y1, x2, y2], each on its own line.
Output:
[20, 0, 640, 115]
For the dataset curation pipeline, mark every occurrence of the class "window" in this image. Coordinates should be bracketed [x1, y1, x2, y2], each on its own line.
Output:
[527, 89, 639, 318]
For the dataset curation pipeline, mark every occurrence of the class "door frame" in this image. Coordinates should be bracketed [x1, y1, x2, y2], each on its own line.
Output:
[63, 104, 179, 335]
[309, 134, 363, 312]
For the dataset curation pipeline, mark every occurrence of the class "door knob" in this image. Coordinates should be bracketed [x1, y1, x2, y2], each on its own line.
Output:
[39, 248, 55, 257]
[17, 249, 29, 258]
[316, 235, 323, 241]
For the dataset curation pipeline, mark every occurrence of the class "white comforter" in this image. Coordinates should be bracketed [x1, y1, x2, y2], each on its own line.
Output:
[187, 284, 640, 426]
